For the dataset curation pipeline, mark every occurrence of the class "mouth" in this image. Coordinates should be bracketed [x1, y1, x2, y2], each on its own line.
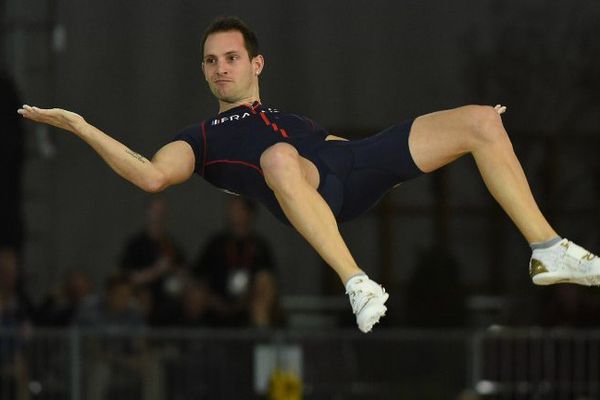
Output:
[214, 79, 233, 84]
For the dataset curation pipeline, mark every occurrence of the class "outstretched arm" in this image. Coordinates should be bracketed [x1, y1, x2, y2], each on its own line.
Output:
[17, 105, 194, 192]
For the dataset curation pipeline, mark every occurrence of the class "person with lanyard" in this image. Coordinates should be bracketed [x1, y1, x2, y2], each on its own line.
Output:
[193, 197, 276, 326]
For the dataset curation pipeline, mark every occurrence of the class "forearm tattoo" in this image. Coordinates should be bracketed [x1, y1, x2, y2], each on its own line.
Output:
[125, 149, 147, 163]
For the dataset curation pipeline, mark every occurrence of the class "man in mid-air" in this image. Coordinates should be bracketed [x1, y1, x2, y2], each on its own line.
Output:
[18, 17, 600, 333]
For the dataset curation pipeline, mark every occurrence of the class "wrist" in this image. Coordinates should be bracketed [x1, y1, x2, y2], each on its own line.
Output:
[71, 118, 89, 137]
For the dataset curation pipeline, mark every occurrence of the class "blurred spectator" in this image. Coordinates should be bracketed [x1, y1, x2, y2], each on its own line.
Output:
[119, 196, 186, 324]
[36, 268, 95, 327]
[192, 197, 279, 327]
[76, 273, 145, 331]
[249, 271, 285, 328]
[0, 71, 25, 251]
[456, 389, 481, 400]
[76, 273, 147, 400]
[0, 247, 33, 324]
[133, 286, 155, 325]
[157, 279, 217, 327]
[0, 247, 32, 400]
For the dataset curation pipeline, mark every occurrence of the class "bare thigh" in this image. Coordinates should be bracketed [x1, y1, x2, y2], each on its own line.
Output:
[408, 106, 481, 173]
[300, 156, 320, 189]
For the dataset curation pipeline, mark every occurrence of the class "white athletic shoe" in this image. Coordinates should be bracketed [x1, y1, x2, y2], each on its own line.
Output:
[345, 274, 389, 333]
[530, 238, 600, 286]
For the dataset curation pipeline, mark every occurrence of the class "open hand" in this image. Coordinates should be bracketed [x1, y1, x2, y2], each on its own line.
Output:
[17, 105, 85, 133]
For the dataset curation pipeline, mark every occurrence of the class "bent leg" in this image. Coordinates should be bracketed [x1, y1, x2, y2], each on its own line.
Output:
[408, 105, 557, 244]
[260, 143, 362, 284]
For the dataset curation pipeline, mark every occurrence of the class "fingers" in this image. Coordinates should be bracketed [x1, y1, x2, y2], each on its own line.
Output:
[17, 104, 56, 123]
[17, 104, 44, 119]
[17, 104, 84, 132]
[17, 104, 31, 115]
[494, 104, 507, 115]
[17, 104, 60, 127]
[18, 104, 40, 112]
[17, 104, 36, 121]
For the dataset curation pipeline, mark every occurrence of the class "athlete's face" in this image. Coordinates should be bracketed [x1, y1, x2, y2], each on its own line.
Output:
[202, 30, 263, 105]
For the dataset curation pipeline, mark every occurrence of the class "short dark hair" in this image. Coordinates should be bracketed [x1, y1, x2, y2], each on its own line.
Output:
[201, 16, 260, 59]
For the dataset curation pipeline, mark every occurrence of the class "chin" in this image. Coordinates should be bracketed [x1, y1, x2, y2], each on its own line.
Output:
[210, 88, 231, 102]
[217, 95, 240, 104]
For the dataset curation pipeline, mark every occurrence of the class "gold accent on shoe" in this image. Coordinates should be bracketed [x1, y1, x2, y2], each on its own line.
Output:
[529, 259, 548, 278]
[582, 253, 596, 261]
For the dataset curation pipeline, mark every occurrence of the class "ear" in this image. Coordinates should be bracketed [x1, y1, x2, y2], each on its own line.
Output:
[253, 55, 265, 76]
[201, 62, 208, 80]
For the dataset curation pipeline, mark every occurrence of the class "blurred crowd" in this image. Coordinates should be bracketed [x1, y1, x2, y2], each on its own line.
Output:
[1, 195, 283, 399]
[2, 195, 283, 332]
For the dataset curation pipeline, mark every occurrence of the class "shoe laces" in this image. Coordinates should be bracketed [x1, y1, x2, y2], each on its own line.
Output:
[346, 278, 384, 315]
[561, 240, 600, 285]
[561, 240, 598, 262]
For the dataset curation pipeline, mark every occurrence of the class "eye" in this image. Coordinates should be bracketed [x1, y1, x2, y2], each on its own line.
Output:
[228, 54, 239, 62]
[205, 57, 216, 64]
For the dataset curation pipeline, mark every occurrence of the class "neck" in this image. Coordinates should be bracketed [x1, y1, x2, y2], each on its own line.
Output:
[147, 223, 163, 239]
[218, 92, 261, 113]
[232, 225, 250, 237]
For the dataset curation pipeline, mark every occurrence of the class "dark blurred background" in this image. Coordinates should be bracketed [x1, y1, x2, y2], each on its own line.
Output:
[2, 0, 600, 398]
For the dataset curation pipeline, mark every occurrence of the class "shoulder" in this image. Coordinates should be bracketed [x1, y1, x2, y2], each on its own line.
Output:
[173, 122, 204, 140]
[264, 106, 326, 133]
[270, 107, 324, 130]
[168, 122, 209, 172]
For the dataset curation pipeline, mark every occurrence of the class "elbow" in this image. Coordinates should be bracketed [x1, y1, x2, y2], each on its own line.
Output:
[143, 182, 165, 193]
[142, 173, 169, 193]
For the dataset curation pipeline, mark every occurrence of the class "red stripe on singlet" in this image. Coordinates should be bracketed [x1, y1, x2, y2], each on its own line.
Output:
[243, 105, 256, 114]
[260, 112, 289, 138]
[243, 101, 261, 114]
[260, 112, 271, 126]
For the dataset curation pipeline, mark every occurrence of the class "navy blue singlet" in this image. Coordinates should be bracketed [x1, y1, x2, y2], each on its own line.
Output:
[172, 101, 423, 224]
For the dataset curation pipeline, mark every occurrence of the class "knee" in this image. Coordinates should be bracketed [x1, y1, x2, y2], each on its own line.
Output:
[260, 143, 301, 189]
[462, 105, 509, 147]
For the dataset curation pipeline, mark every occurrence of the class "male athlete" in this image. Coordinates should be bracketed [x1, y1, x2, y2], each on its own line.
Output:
[18, 17, 600, 333]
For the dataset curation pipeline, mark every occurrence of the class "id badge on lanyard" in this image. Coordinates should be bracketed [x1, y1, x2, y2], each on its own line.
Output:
[228, 269, 250, 296]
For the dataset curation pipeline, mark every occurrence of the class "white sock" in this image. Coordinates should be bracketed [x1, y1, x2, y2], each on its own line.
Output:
[530, 236, 562, 251]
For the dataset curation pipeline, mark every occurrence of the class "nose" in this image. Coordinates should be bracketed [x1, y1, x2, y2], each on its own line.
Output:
[216, 59, 228, 75]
